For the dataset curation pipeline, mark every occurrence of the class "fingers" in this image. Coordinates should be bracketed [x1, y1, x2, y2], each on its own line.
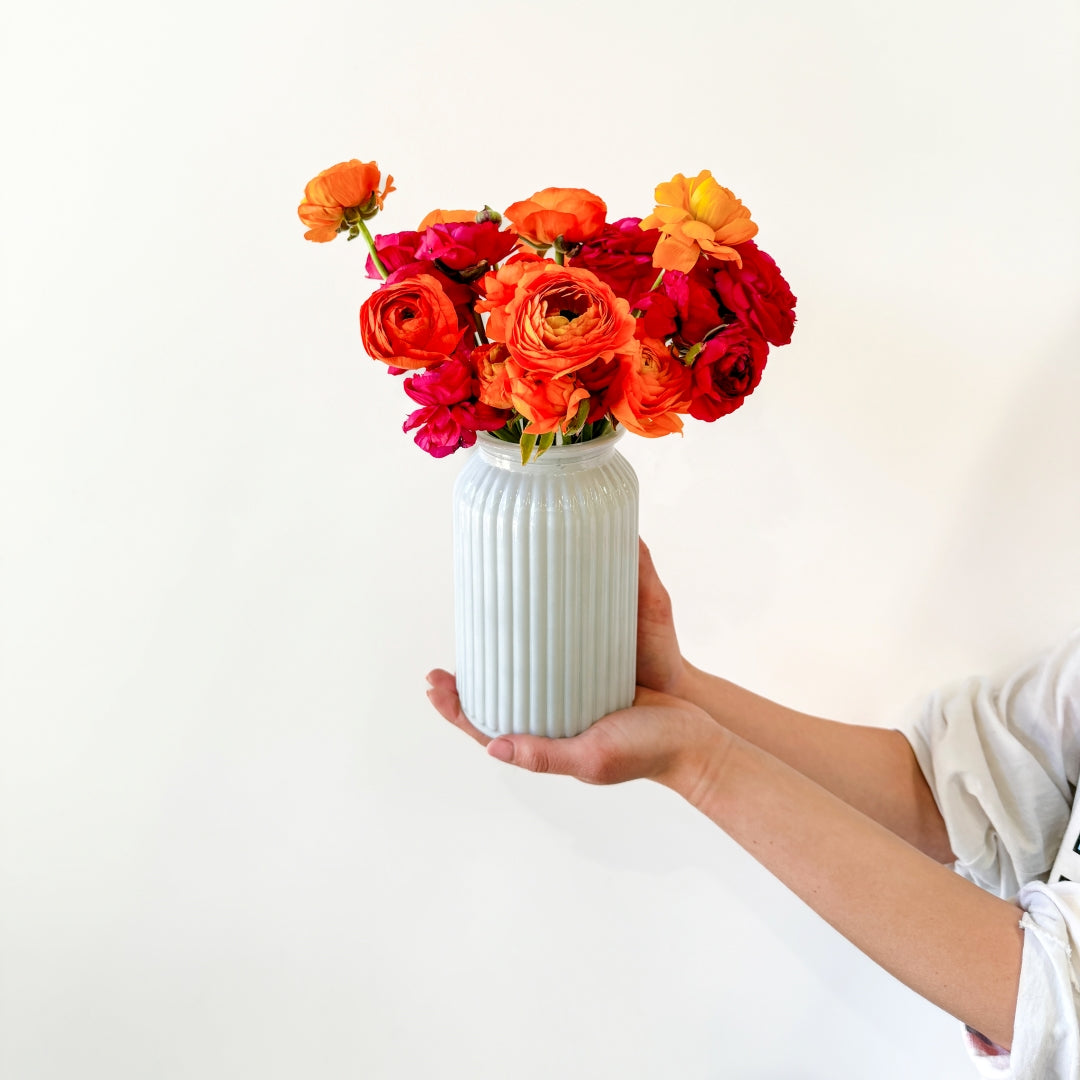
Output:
[486, 731, 604, 781]
[425, 669, 491, 747]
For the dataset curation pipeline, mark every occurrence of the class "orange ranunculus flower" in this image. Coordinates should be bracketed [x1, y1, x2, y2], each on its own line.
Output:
[496, 263, 637, 377]
[503, 187, 607, 247]
[417, 208, 476, 231]
[610, 338, 692, 438]
[505, 359, 591, 436]
[359, 274, 465, 370]
[474, 253, 546, 341]
[474, 342, 515, 410]
[640, 170, 757, 274]
[298, 160, 396, 242]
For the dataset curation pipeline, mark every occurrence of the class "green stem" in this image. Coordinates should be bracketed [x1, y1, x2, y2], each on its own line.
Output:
[472, 310, 488, 346]
[554, 248, 565, 266]
[358, 219, 389, 280]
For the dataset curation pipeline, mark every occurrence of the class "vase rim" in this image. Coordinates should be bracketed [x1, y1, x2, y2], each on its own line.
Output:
[475, 428, 624, 469]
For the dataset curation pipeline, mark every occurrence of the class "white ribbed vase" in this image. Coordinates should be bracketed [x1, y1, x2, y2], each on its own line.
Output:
[452, 430, 639, 739]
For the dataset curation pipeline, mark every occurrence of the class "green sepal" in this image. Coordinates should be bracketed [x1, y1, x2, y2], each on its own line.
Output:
[520, 432, 538, 465]
[535, 432, 556, 460]
[683, 341, 704, 367]
[563, 399, 591, 438]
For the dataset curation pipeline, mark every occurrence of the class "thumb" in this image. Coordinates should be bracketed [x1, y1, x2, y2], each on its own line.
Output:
[637, 538, 668, 601]
[638, 537, 656, 585]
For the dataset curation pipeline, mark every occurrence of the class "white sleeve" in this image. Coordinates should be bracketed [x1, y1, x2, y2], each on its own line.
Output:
[898, 631, 1080, 1077]
[1008, 881, 1080, 1080]
[898, 630, 1080, 898]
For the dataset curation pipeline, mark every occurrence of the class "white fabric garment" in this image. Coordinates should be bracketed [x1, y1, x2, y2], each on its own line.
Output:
[900, 629, 1080, 1078]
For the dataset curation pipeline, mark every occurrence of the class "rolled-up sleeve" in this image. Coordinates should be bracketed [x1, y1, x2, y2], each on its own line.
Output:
[1009, 882, 1080, 1079]
[898, 630, 1080, 1076]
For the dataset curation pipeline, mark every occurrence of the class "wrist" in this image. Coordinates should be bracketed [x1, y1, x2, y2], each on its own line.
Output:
[670, 658, 708, 708]
[657, 706, 735, 805]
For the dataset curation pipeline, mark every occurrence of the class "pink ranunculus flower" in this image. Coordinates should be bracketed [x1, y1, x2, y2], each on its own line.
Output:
[402, 356, 474, 406]
[402, 358, 509, 458]
[415, 221, 518, 276]
[364, 230, 423, 279]
[712, 240, 797, 346]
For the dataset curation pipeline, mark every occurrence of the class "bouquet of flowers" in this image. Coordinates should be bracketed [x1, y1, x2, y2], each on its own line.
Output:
[298, 160, 796, 463]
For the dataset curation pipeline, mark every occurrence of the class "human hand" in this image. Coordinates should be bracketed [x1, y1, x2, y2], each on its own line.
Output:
[426, 669, 721, 794]
[635, 538, 689, 697]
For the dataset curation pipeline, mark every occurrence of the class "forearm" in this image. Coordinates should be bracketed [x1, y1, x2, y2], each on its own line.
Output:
[675, 661, 955, 862]
[669, 724, 1024, 1050]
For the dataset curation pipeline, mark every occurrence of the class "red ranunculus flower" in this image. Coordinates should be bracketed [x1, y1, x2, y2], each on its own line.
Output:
[688, 324, 769, 421]
[402, 358, 509, 458]
[574, 217, 662, 305]
[633, 291, 679, 341]
[712, 240, 797, 346]
[360, 273, 466, 370]
[577, 355, 623, 422]
[415, 221, 518, 277]
[664, 268, 728, 345]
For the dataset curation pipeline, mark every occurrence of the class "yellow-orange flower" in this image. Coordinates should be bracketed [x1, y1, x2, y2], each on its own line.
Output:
[640, 170, 757, 274]
[610, 338, 691, 438]
[298, 160, 395, 242]
[417, 208, 476, 231]
[503, 187, 607, 247]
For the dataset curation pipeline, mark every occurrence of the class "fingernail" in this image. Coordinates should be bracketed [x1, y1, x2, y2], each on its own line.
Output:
[424, 673, 434, 686]
[488, 739, 514, 763]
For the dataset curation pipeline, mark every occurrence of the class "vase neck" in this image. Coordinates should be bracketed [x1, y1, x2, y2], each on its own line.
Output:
[475, 431, 623, 471]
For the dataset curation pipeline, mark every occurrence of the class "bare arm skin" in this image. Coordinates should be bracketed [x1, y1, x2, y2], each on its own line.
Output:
[635, 540, 955, 863]
[426, 537, 1021, 1047]
[426, 675, 1023, 1050]
[675, 664, 956, 863]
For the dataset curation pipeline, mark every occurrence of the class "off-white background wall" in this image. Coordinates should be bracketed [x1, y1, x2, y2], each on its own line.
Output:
[3, 1, 1079, 1077]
